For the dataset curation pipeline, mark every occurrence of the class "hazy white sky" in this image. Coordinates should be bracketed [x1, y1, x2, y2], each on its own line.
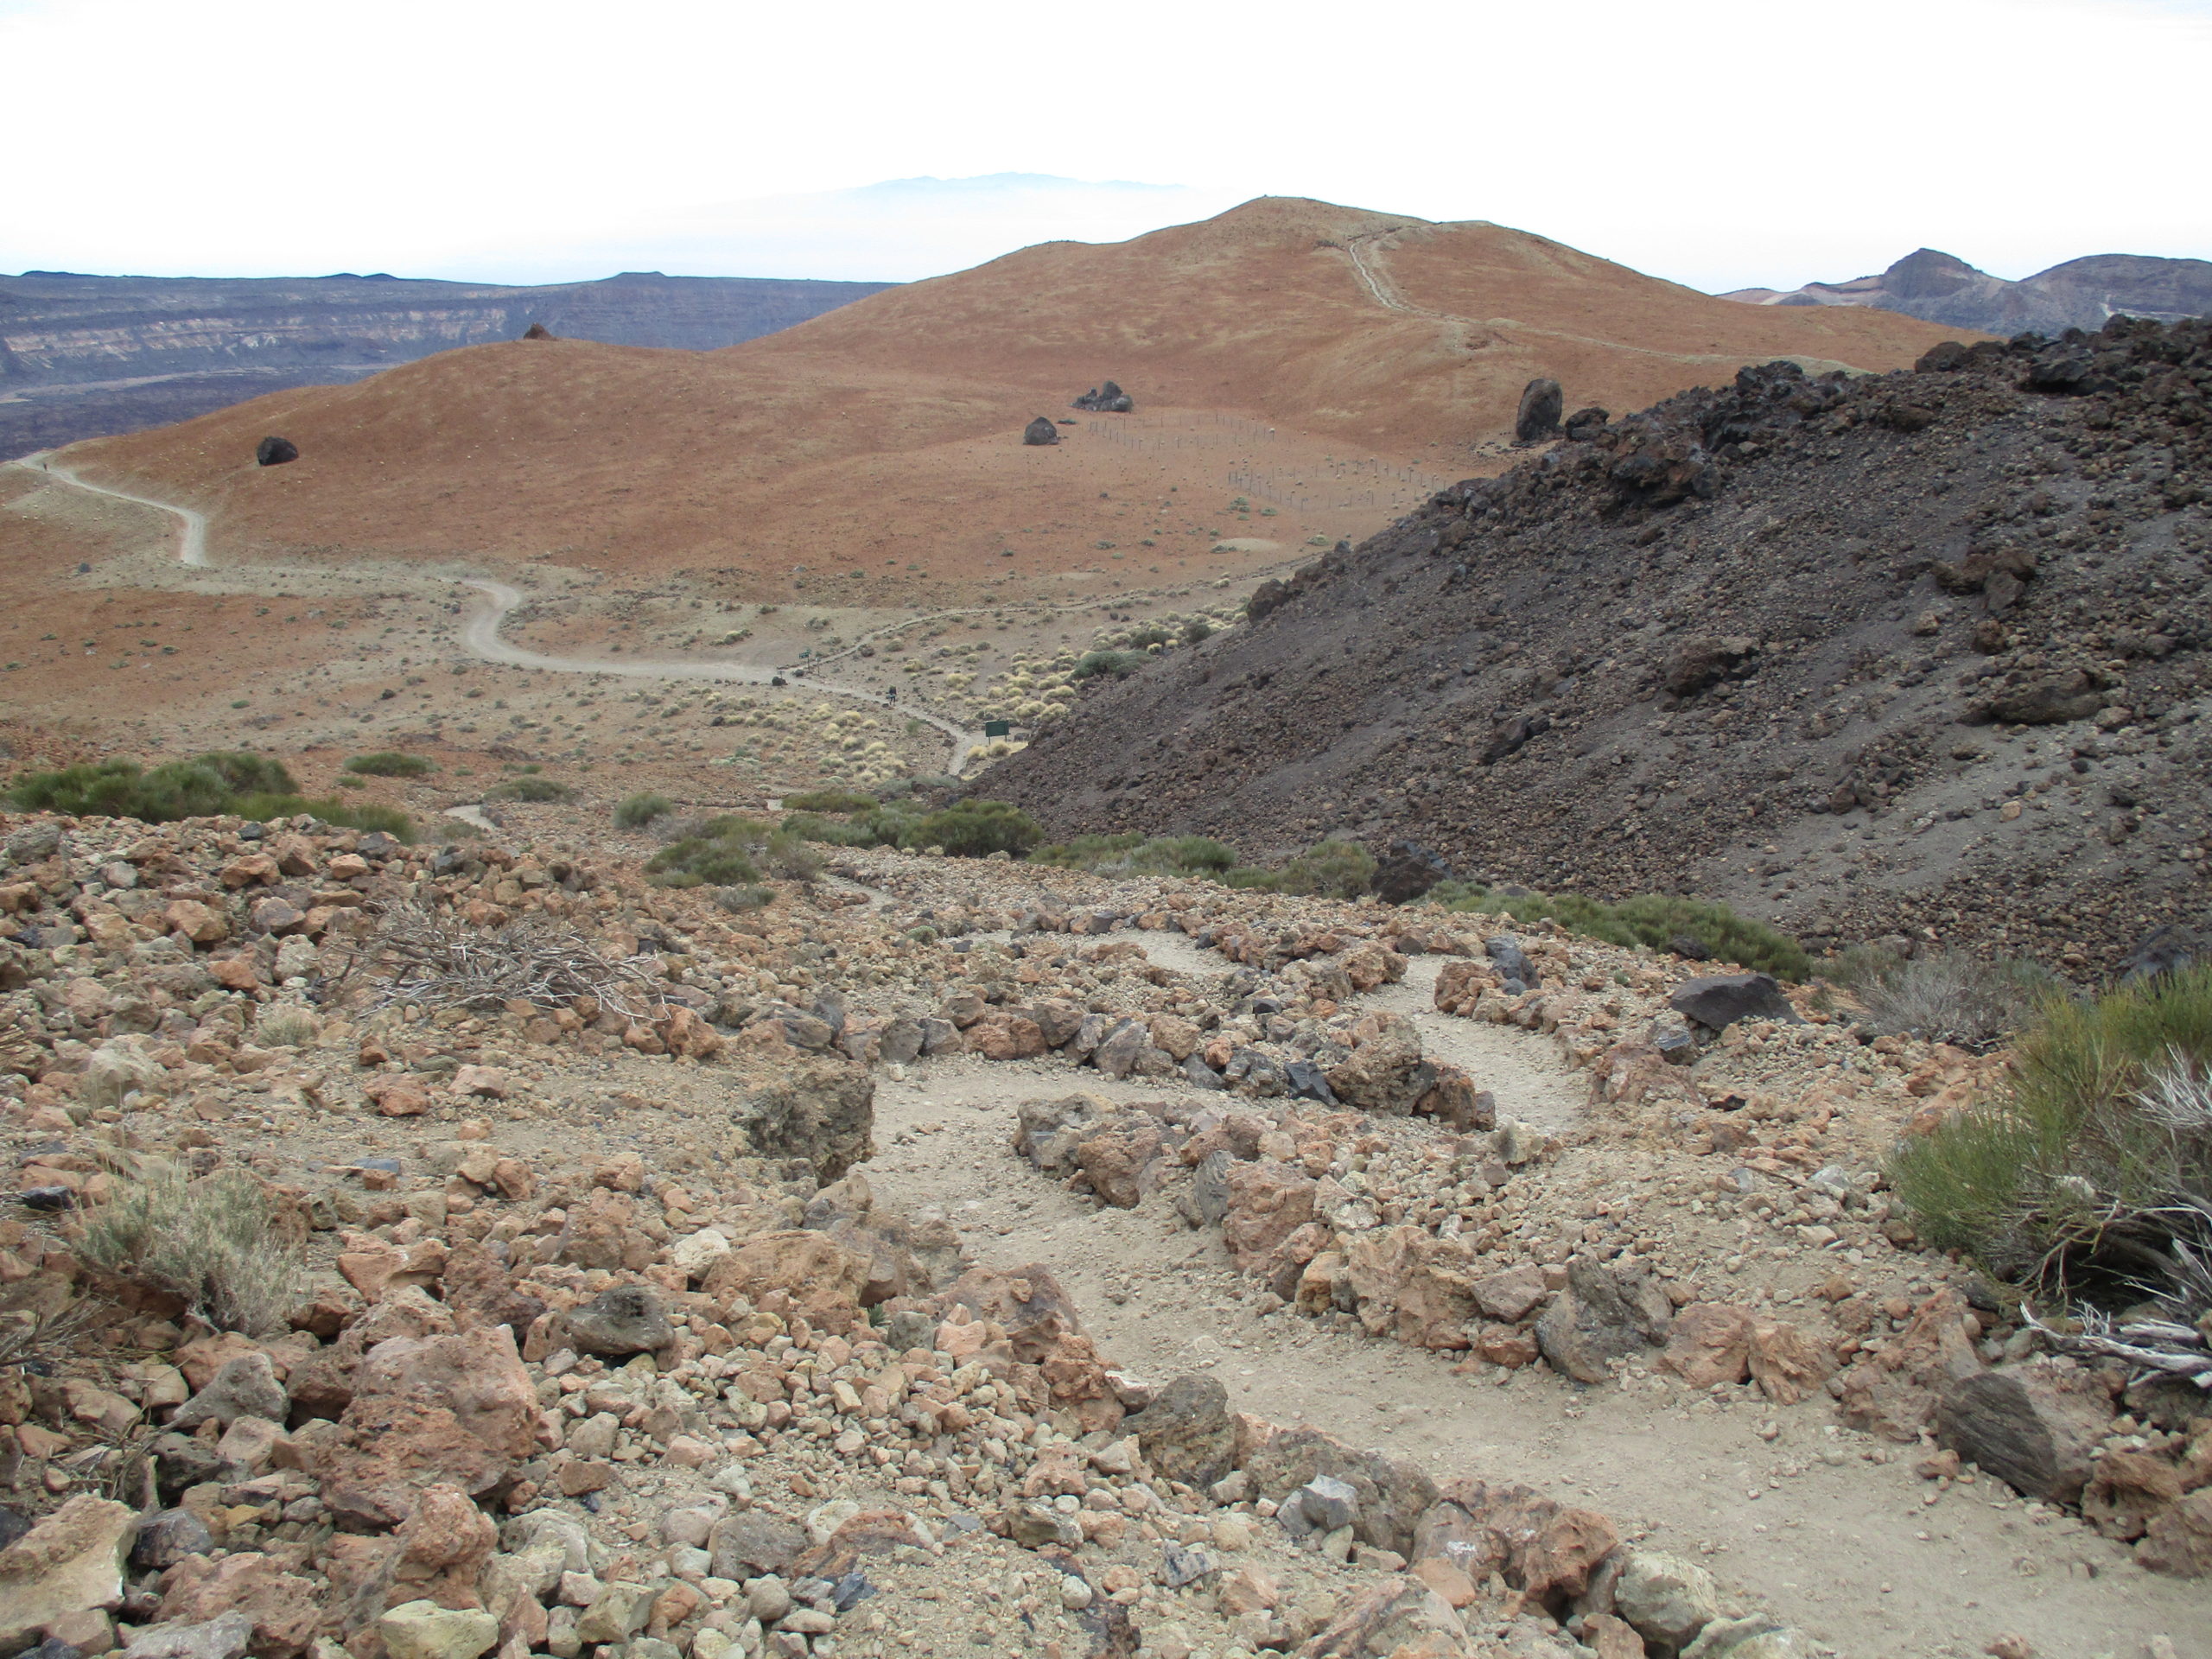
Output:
[2, 0, 2206, 292]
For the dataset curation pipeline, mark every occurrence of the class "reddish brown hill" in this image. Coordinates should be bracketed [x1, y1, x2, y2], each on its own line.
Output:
[58, 199, 1969, 585]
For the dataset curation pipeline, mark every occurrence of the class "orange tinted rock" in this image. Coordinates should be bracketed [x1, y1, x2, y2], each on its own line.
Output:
[157, 1550, 321, 1658]
[1657, 1303, 1754, 1389]
[1749, 1319, 1837, 1404]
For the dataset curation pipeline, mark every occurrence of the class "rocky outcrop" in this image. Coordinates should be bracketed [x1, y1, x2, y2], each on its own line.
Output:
[254, 436, 299, 467]
[1513, 377, 1562, 443]
[1022, 416, 1061, 446]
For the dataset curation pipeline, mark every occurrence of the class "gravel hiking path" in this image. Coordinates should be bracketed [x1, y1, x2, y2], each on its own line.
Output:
[9, 455, 991, 774]
[857, 912, 2204, 1659]
[457, 578, 982, 775]
[16, 450, 207, 566]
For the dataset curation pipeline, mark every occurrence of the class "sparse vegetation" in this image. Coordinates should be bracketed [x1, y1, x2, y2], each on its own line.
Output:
[1827, 944, 2061, 1049]
[485, 776, 575, 804]
[613, 791, 674, 830]
[647, 817, 769, 887]
[6, 751, 410, 837]
[1892, 966, 2212, 1313]
[783, 787, 879, 813]
[343, 751, 433, 778]
[714, 884, 773, 913]
[1033, 832, 1240, 878]
[1429, 883, 1811, 981]
[79, 1167, 307, 1335]
[254, 1006, 322, 1047]
[1255, 838, 1379, 900]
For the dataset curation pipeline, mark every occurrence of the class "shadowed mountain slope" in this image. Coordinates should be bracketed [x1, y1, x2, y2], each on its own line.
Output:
[980, 318, 2212, 973]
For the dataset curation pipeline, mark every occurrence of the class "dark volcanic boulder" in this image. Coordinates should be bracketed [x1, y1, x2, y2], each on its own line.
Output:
[1022, 416, 1060, 447]
[1562, 405, 1609, 442]
[255, 435, 299, 467]
[1669, 973, 1800, 1032]
[1373, 840, 1454, 905]
[1072, 380, 1135, 413]
[520, 322, 556, 340]
[1514, 378, 1563, 443]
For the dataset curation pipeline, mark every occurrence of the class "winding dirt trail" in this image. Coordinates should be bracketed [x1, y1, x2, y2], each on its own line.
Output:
[456, 578, 982, 773]
[17, 451, 208, 567]
[6, 457, 986, 775]
[854, 896, 2206, 1659]
[1341, 232, 1852, 375]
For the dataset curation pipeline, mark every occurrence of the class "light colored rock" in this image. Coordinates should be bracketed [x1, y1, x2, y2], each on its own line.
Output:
[378, 1600, 500, 1659]
[1615, 1551, 1719, 1649]
[121, 1611, 257, 1659]
[0, 1495, 138, 1649]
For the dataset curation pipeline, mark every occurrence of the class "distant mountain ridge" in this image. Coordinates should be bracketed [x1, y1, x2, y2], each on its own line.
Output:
[1724, 247, 2212, 335]
[0, 269, 893, 456]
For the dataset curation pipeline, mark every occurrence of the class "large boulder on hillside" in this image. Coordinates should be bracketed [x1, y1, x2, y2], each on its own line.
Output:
[1022, 416, 1060, 446]
[255, 436, 299, 467]
[1514, 378, 1563, 443]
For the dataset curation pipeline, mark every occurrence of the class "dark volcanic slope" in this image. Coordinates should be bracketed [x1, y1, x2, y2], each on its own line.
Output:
[1726, 247, 2212, 337]
[0, 270, 892, 455]
[986, 318, 2212, 971]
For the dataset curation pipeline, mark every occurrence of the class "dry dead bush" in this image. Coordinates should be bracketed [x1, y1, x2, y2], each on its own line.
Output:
[347, 903, 666, 1018]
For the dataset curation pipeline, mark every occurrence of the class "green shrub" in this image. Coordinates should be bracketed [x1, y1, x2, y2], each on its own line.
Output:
[194, 752, 299, 796]
[1181, 619, 1214, 645]
[1433, 884, 1809, 981]
[761, 829, 824, 881]
[231, 794, 414, 840]
[1123, 624, 1172, 650]
[649, 835, 760, 887]
[486, 776, 575, 804]
[1032, 832, 1241, 878]
[781, 810, 887, 849]
[1131, 835, 1238, 876]
[1071, 649, 1151, 681]
[715, 884, 773, 913]
[1891, 966, 2212, 1298]
[614, 791, 674, 830]
[783, 787, 879, 813]
[1032, 832, 1147, 869]
[79, 1167, 306, 1335]
[1274, 838, 1378, 900]
[4, 751, 345, 830]
[336, 774, 367, 790]
[915, 798, 1044, 858]
[344, 751, 433, 779]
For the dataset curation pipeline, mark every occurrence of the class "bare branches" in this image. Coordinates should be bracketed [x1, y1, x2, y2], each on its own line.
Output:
[2022, 1300, 2212, 1390]
[351, 903, 667, 1020]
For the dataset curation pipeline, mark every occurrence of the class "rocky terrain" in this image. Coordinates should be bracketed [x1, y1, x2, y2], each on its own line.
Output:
[1723, 250, 2212, 338]
[984, 315, 2212, 973]
[0, 803, 2206, 1659]
[0, 272, 893, 458]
